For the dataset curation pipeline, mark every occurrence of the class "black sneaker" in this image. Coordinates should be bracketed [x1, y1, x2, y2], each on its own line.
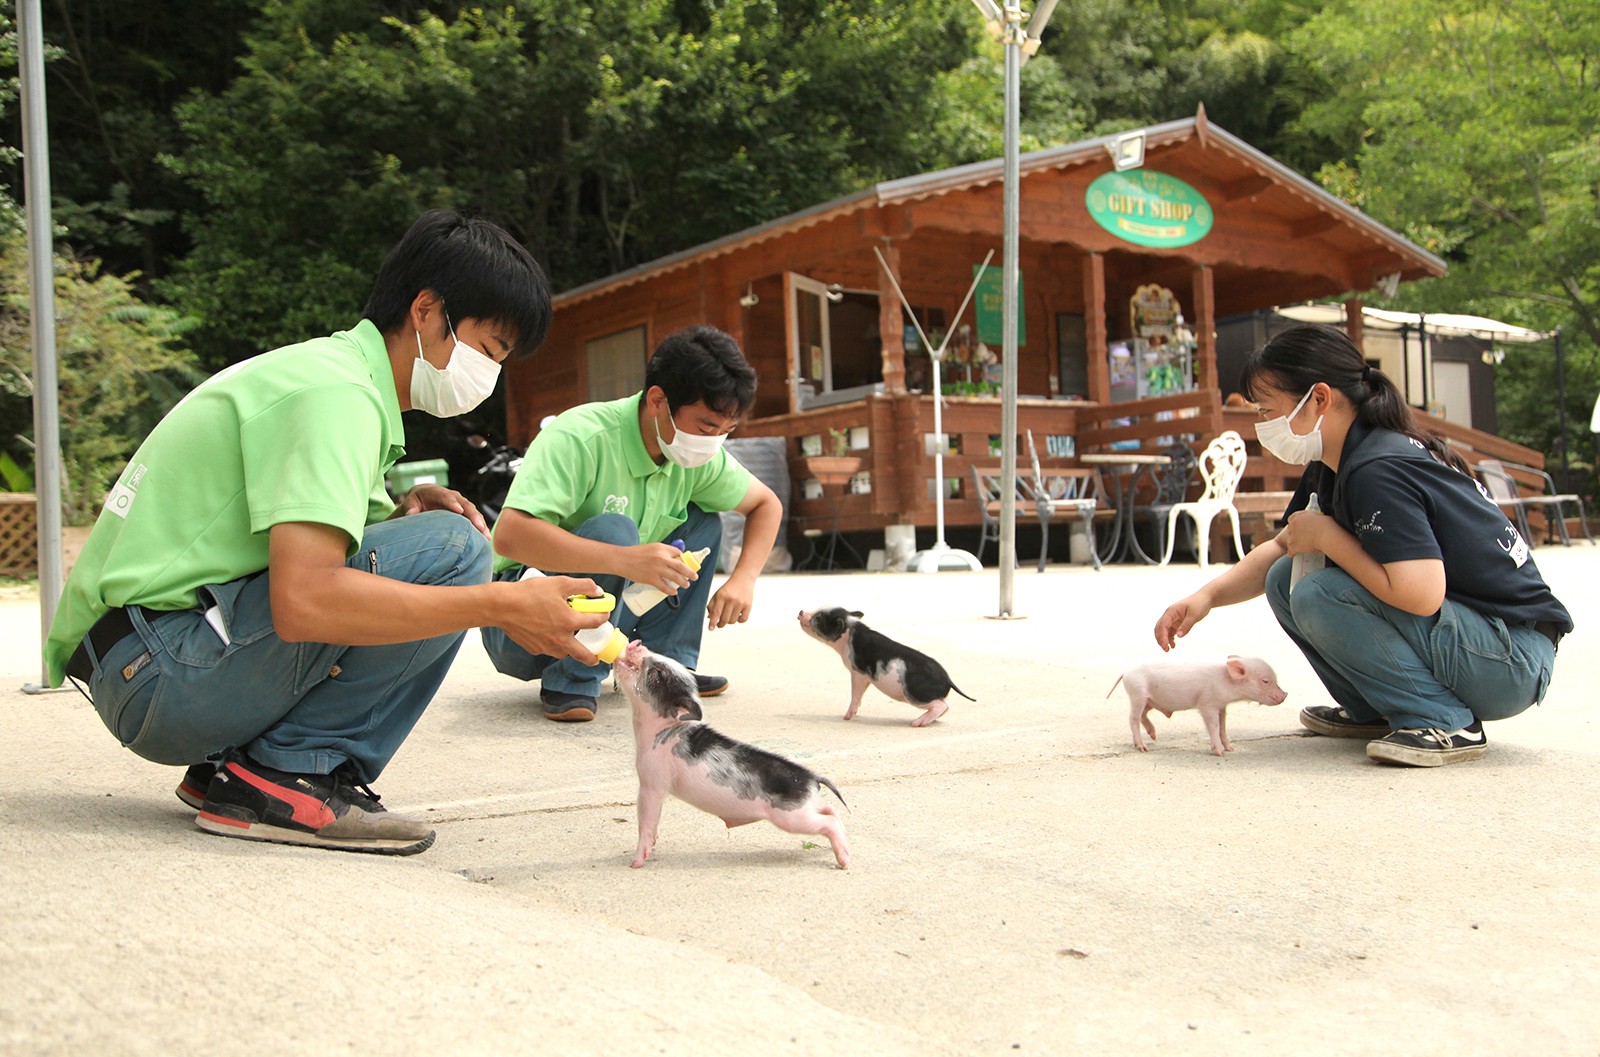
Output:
[175, 762, 217, 810]
[1366, 721, 1487, 767]
[540, 688, 597, 722]
[693, 673, 728, 697]
[195, 752, 435, 855]
[1300, 705, 1390, 739]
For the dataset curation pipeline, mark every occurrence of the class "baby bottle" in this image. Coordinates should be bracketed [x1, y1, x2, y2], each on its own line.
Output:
[567, 592, 627, 664]
[622, 539, 711, 616]
[1289, 493, 1326, 594]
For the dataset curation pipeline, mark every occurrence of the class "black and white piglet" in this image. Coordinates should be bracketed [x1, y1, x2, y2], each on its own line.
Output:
[797, 606, 973, 727]
[613, 641, 850, 870]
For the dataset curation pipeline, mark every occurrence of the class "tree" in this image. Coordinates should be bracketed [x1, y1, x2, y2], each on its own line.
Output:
[0, 233, 202, 523]
[1289, 0, 1600, 476]
[1033, 0, 1328, 166]
[159, 0, 973, 370]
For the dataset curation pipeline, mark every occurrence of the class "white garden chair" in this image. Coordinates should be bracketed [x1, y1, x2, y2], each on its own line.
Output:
[1160, 430, 1248, 568]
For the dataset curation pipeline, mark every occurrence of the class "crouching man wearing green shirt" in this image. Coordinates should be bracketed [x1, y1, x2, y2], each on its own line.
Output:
[45, 210, 607, 856]
[482, 326, 783, 721]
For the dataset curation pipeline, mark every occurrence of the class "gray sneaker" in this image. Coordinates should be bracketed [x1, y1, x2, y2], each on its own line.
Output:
[1300, 705, 1390, 739]
[540, 688, 597, 722]
[1366, 721, 1487, 767]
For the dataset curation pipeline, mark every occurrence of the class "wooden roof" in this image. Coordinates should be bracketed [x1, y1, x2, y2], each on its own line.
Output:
[552, 113, 1446, 311]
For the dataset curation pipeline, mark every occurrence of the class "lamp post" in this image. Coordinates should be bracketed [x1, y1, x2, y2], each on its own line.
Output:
[969, 0, 1058, 618]
[18, 0, 64, 693]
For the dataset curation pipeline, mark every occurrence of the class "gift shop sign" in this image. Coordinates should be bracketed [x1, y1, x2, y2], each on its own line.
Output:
[1085, 170, 1213, 248]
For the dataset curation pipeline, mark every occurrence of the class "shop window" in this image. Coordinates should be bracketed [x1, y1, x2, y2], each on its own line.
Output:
[586, 326, 647, 402]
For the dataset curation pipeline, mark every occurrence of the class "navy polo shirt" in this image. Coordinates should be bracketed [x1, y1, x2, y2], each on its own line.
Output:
[1283, 421, 1573, 632]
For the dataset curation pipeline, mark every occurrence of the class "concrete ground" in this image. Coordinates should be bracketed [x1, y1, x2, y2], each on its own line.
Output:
[2, 546, 1597, 1056]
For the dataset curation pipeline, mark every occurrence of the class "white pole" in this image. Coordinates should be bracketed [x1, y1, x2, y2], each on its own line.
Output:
[18, 0, 65, 691]
[997, 0, 1023, 616]
[931, 356, 946, 544]
[874, 246, 988, 571]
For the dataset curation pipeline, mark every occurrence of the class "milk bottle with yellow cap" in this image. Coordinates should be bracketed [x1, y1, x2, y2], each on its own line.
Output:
[621, 539, 711, 617]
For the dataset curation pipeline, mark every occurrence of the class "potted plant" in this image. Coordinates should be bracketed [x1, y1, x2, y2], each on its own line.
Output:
[803, 428, 863, 486]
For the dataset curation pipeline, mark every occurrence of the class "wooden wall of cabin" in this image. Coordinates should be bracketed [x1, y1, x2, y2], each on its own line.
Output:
[740, 273, 789, 420]
[840, 229, 1089, 403]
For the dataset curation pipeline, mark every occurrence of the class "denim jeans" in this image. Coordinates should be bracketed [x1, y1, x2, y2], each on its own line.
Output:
[480, 504, 723, 697]
[75, 510, 490, 782]
[1264, 555, 1555, 731]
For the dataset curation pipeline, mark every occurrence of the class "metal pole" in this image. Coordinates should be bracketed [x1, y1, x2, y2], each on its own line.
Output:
[996, 0, 1022, 617]
[18, 0, 65, 690]
[1554, 327, 1569, 486]
[1418, 314, 1429, 412]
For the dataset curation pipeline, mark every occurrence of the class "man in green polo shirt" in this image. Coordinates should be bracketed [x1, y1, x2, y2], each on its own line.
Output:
[482, 325, 783, 720]
[46, 210, 606, 856]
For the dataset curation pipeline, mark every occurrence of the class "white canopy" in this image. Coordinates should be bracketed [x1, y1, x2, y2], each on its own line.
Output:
[1278, 303, 1552, 344]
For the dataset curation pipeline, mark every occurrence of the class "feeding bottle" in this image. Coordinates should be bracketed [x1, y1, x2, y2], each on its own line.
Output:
[1289, 493, 1326, 594]
[622, 539, 711, 616]
[566, 592, 627, 664]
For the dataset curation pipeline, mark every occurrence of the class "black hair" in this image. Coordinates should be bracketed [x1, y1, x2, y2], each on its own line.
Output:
[1241, 323, 1470, 474]
[362, 210, 551, 360]
[644, 325, 758, 417]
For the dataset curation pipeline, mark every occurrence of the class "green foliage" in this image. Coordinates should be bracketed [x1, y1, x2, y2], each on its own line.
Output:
[1290, 0, 1600, 490]
[0, 233, 203, 523]
[158, 0, 972, 369]
[1034, 0, 1326, 164]
[0, 447, 29, 490]
[4, 0, 255, 286]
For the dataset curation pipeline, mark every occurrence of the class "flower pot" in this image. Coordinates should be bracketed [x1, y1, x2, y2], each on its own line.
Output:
[803, 455, 863, 487]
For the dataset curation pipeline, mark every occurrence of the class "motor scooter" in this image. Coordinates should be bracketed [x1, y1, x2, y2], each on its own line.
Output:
[461, 433, 523, 527]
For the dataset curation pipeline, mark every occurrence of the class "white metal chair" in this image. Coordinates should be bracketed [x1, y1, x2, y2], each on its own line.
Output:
[1160, 430, 1248, 568]
[1476, 459, 1595, 546]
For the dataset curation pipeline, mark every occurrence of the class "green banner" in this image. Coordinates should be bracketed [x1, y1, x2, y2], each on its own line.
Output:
[1085, 170, 1213, 248]
[974, 264, 1024, 346]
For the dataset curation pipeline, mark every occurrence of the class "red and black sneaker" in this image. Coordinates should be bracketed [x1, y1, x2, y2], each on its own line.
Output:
[175, 763, 216, 810]
[195, 752, 435, 855]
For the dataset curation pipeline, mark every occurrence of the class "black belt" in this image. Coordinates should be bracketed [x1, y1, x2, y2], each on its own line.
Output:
[1532, 620, 1563, 648]
[64, 606, 143, 682]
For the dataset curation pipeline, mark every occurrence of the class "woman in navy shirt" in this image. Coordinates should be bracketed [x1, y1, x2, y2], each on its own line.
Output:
[1155, 324, 1570, 767]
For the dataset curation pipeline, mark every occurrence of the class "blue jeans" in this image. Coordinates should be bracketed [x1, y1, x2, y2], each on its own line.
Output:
[1264, 555, 1555, 730]
[480, 505, 722, 697]
[76, 511, 490, 782]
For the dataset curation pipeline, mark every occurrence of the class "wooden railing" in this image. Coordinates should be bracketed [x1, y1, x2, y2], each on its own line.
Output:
[1076, 389, 1223, 454]
[735, 391, 1556, 546]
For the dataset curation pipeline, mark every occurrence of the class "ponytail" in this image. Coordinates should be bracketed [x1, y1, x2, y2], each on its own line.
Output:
[1241, 324, 1472, 475]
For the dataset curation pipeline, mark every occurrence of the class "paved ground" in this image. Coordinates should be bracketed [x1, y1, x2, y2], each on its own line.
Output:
[3, 546, 1597, 1056]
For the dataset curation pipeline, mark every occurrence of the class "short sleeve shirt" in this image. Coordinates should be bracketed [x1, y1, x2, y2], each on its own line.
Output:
[494, 392, 752, 571]
[45, 320, 405, 684]
[1286, 422, 1572, 631]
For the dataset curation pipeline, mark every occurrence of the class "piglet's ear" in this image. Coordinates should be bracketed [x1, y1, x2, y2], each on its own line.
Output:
[676, 700, 702, 722]
[1226, 657, 1247, 680]
[849, 610, 864, 618]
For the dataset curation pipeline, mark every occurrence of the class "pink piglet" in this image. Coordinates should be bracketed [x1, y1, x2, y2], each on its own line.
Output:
[1108, 656, 1287, 757]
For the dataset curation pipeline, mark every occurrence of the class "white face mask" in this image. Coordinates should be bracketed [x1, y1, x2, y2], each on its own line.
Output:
[654, 410, 726, 468]
[1254, 386, 1324, 465]
[410, 317, 501, 418]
